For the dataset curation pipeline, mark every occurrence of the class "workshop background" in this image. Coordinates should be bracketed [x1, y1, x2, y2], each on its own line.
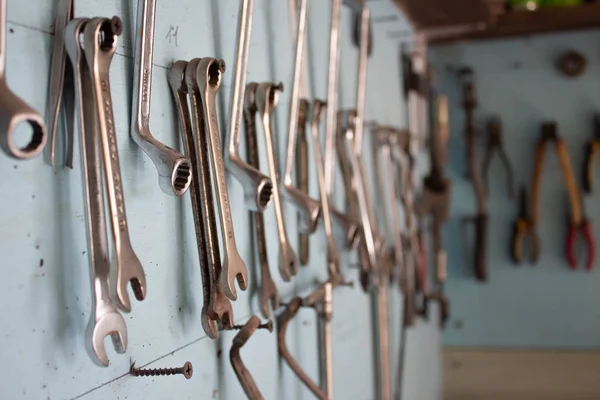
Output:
[0, 1, 442, 400]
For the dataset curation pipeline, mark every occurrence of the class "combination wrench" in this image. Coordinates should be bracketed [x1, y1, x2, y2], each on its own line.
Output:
[243, 82, 279, 318]
[253, 82, 298, 281]
[82, 17, 146, 312]
[0, 0, 46, 159]
[130, 0, 191, 196]
[189, 58, 248, 301]
[224, 0, 273, 212]
[170, 60, 233, 338]
[65, 17, 127, 366]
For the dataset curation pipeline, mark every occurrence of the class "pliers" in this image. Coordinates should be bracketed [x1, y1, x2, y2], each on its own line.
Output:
[482, 117, 515, 199]
[511, 186, 539, 264]
[583, 114, 600, 194]
[531, 123, 595, 270]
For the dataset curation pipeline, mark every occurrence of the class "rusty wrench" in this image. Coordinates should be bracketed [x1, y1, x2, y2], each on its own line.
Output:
[130, 0, 191, 196]
[0, 0, 46, 159]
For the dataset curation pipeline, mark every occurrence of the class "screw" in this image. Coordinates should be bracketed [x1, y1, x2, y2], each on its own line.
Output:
[130, 361, 193, 380]
[227, 320, 273, 333]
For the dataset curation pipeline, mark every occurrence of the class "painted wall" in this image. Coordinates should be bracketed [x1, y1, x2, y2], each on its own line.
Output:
[0, 0, 441, 399]
[430, 29, 600, 349]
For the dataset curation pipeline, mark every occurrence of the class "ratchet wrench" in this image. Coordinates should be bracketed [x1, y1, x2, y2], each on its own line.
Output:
[131, 0, 191, 196]
[224, 0, 273, 212]
[82, 17, 146, 312]
[65, 17, 127, 366]
[190, 58, 248, 301]
[171, 60, 233, 338]
[254, 82, 299, 281]
[243, 82, 279, 318]
[0, 0, 46, 159]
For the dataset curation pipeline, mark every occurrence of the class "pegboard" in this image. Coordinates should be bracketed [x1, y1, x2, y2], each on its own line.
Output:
[0, 0, 441, 399]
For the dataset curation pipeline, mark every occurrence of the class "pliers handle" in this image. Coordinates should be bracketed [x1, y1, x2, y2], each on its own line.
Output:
[511, 218, 540, 264]
[582, 115, 600, 194]
[566, 220, 595, 271]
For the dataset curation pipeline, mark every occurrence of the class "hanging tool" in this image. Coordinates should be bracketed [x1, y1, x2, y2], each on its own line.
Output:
[482, 117, 515, 199]
[530, 122, 595, 270]
[582, 114, 600, 194]
[224, 0, 274, 213]
[511, 186, 539, 264]
[460, 68, 488, 282]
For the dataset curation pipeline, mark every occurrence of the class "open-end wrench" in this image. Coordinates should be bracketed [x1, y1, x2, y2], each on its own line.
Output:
[225, 0, 273, 212]
[243, 82, 279, 318]
[283, 0, 321, 236]
[0, 0, 46, 159]
[131, 0, 191, 196]
[254, 82, 298, 281]
[171, 60, 233, 338]
[188, 58, 248, 301]
[82, 17, 146, 312]
[65, 17, 127, 367]
[296, 99, 311, 264]
[46, 0, 74, 167]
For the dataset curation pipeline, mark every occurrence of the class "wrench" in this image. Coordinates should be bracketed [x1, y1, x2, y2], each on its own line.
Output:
[243, 82, 279, 318]
[296, 99, 311, 265]
[46, 0, 74, 167]
[225, 0, 273, 212]
[230, 316, 269, 400]
[171, 60, 233, 338]
[254, 82, 298, 281]
[131, 0, 191, 196]
[192, 58, 248, 301]
[0, 0, 46, 159]
[65, 17, 127, 366]
[82, 17, 146, 312]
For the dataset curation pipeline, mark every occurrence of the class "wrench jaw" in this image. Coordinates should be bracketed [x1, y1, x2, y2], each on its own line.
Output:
[281, 185, 322, 235]
[0, 93, 47, 159]
[259, 275, 280, 319]
[227, 154, 274, 212]
[86, 307, 127, 367]
[115, 246, 147, 313]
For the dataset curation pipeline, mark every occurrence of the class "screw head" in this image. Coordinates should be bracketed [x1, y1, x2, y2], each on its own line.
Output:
[183, 361, 193, 379]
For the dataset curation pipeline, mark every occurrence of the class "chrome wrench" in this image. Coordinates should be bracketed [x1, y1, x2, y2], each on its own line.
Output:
[225, 0, 273, 212]
[65, 17, 127, 366]
[296, 99, 310, 265]
[243, 82, 279, 318]
[0, 0, 46, 159]
[171, 60, 233, 338]
[131, 0, 191, 196]
[193, 58, 248, 300]
[83, 17, 146, 312]
[255, 82, 298, 281]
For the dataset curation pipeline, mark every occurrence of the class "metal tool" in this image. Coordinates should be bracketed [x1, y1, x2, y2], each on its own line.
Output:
[297, 99, 311, 265]
[224, 0, 273, 212]
[191, 58, 248, 300]
[130, 0, 191, 196]
[65, 17, 127, 366]
[0, 0, 46, 159]
[243, 82, 279, 318]
[46, 0, 74, 167]
[511, 186, 539, 264]
[82, 17, 147, 311]
[460, 68, 488, 282]
[229, 316, 273, 400]
[401, 39, 429, 150]
[283, 0, 321, 237]
[130, 361, 193, 379]
[170, 60, 233, 338]
[530, 122, 595, 270]
[583, 115, 600, 194]
[254, 82, 298, 281]
[482, 117, 514, 198]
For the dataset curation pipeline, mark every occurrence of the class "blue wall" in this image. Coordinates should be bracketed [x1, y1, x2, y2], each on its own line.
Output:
[0, 0, 441, 399]
[430, 29, 600, 349]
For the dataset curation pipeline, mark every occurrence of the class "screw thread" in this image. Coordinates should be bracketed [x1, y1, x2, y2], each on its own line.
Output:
[131, 367, 181, 377]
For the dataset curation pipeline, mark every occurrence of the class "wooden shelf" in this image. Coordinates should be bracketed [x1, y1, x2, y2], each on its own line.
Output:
[429, 3, 600, 44]
[392, 0, 491, 31]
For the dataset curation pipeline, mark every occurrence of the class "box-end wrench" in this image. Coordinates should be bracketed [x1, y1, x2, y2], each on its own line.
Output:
[171, 60, 233, 338]
[225, 0, 273, 213]
[82, 17, 146, 312]
[65, 17, 127, 366]
[0, 0, 46, 159]
[192, 58, 248, 301]
[46, 0, 74, 167]
[253, 82, 298, 281]
[243, 82, 279, 318]
[131, 0, 191, 196]
[283, 0, 321, 237]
